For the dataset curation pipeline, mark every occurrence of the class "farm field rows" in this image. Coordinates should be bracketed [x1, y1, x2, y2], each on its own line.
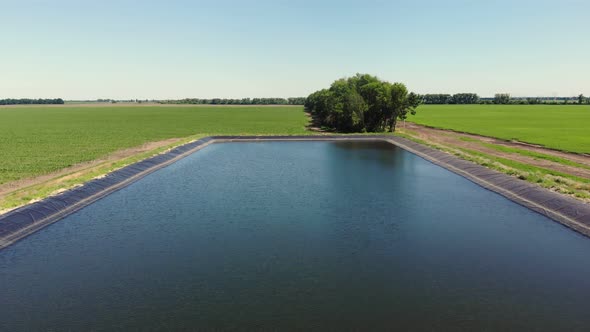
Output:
[0, 105, 308, 185]
[408, 105, 590, 154]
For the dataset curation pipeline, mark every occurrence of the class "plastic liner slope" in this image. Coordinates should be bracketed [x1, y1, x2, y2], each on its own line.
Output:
[1, 135, 589, 250]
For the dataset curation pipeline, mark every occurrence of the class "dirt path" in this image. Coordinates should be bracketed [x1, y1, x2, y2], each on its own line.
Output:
[402, 123, 590, 179]
[0, 138, 182, 198]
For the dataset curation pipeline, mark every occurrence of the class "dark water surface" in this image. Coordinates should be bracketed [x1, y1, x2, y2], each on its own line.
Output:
[1, 141, 590, 331]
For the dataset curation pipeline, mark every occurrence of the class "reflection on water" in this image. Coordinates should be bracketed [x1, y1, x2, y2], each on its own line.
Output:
[1, 141, 590, 331]
[331, 140, 399, 167]
[332, 140, 396, 151]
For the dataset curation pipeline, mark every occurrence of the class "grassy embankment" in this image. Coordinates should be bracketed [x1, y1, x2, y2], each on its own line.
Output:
[402, 104, 590, 200]
[0, 105, 309, 210]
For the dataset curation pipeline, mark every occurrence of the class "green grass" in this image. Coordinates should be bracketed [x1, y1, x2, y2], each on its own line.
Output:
[409, 105, 590, 153]
[1, 134, 205, 210]
[456, 147, 590, 184]
[453, 147, 590, 199]
[0, 105, 309, 185]
[400, 130, 590, 199]
[478, 142, 590, 171]
[457, 136, 590, 171]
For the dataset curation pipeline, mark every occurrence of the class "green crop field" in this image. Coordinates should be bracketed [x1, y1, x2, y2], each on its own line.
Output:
[409, 105, 590, 154]
[0, 105, 308, 185]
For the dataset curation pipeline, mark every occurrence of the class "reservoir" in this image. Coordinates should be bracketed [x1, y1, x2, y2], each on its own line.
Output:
[1, 141, 590, 331]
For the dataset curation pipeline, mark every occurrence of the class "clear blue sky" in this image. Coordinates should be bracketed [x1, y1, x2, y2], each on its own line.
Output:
[1, 0, 588, 99]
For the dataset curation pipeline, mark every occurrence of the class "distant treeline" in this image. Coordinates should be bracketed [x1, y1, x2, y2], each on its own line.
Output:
[159, 97, 306, 105]
[486, 94, 590, 105]
[421, 93, 590, 105]
[0, 98, 65, 105]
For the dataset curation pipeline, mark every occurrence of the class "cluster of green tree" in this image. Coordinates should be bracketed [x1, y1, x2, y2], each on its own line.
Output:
[493, 93, 511, 104]
[159, 97, 306, 105]
[305, 74, 420, 133]
[0, 98, 64, 105]
[421, 94, 451, 104]
[421, 93, 480, 104]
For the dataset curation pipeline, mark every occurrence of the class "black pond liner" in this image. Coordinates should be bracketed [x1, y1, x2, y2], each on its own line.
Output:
[1, 135, 590, 250]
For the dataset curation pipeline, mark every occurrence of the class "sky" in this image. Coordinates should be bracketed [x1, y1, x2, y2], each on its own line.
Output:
[1, 0, 589, 99]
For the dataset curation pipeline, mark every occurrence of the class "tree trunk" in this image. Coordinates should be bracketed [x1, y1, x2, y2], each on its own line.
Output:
[389, 119, 397, 132]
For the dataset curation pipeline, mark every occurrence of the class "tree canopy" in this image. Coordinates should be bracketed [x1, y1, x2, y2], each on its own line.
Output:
[494, 93, 511, 104]
[305, 74, 420, 133]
